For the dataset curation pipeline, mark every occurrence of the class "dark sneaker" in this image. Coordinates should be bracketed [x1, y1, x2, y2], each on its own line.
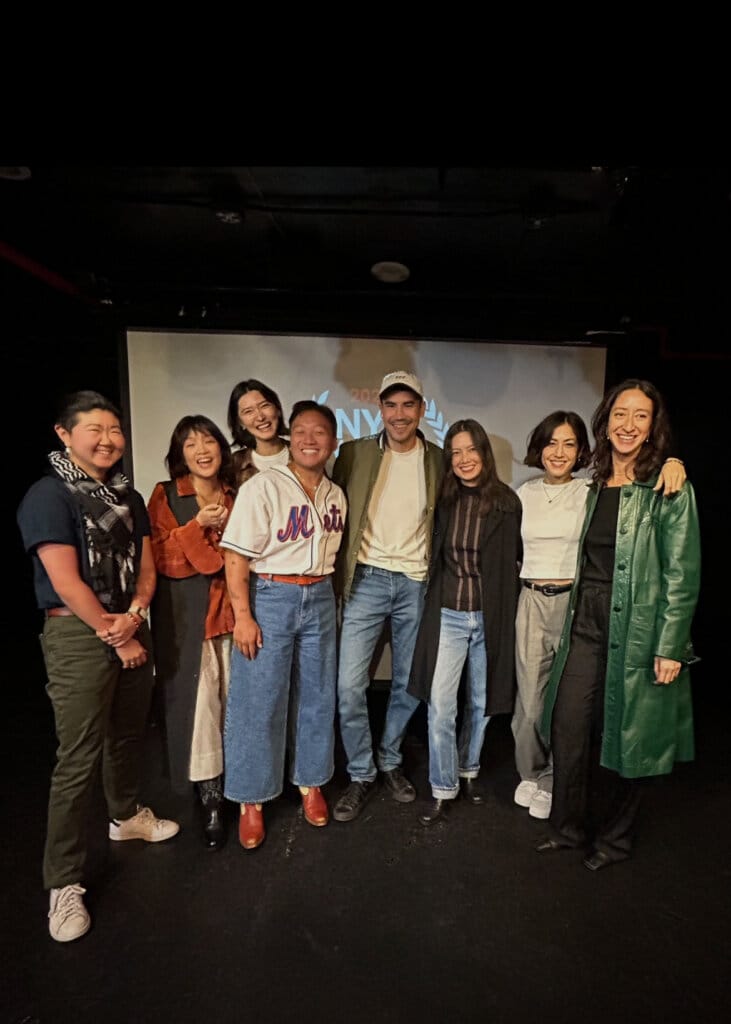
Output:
[333, 781, 374, 822]
[381, 767, 416, 803]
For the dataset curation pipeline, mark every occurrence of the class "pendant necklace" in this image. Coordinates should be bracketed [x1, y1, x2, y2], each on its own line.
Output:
[541, 479, 570, 504]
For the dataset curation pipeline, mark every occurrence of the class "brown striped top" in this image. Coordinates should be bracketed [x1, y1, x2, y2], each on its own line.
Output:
[440, 487, 483, 611]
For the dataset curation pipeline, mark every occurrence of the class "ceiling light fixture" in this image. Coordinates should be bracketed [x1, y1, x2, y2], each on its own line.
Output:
[371, 260, 410, 284]
[0, 166, 31, 181]
[215, 210, 242, 225]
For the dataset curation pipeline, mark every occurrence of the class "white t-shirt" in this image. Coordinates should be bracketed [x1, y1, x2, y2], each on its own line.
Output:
[517, 476, 589, 580]
[357, 442, 428, 581]
[250, 446, 290, 471]
[221, 466, 347, 576]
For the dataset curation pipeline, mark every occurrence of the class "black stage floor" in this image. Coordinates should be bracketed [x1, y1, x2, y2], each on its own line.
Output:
[3, 651, 729, 1024]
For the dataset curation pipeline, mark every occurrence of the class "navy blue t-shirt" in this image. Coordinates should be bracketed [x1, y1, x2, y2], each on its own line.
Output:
[17, 475, 150, 610]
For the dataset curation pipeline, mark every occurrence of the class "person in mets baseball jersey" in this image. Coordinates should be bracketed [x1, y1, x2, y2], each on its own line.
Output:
[220, 400, 346, 850]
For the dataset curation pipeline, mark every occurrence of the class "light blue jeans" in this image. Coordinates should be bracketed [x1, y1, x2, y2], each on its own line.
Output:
[428, 607, 489, 799]
[337, 565, 424, 781]
[223, 576, 336, 804]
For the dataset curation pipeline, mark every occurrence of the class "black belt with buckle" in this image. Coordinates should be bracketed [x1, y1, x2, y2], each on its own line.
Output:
[523, 580, 573, 596]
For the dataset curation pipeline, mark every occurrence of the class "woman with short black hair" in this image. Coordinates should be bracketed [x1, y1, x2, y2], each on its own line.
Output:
[17, 390, 179, 943]
[148, 414, 236, 850]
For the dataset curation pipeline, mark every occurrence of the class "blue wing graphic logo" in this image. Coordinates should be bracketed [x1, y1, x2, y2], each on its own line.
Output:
[424, 398, 449, 445]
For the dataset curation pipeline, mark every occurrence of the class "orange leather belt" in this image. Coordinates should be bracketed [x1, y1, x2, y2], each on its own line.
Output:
[256, 573, 328, 586]
[46, 606, 75, 617]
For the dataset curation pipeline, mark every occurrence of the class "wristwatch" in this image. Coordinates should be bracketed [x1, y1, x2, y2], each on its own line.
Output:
[128, 605, 149, 621]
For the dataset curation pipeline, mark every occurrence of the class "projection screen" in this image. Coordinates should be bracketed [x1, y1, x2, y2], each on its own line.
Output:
[126, 331, 606, 504]
[126, 331, 606, 679]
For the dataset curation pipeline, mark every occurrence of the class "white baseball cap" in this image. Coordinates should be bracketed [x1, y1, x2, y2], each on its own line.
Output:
[378, 370, 424, 400]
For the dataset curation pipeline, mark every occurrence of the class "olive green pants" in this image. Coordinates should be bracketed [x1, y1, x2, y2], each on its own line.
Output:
[41, 616, 154, 889]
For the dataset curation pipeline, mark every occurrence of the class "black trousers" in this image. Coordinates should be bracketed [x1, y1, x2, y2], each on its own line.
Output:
[549, 582, 642, 860]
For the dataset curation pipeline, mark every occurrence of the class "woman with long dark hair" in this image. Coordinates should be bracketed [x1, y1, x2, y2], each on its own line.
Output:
[537, 379, 700, 870]
[227, 378, 290, 488]
[147, 414, 236, 849]
[408, 419, 522, 824]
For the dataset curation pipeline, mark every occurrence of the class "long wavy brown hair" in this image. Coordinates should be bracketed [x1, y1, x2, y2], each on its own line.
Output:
[590, 378, 673, 483]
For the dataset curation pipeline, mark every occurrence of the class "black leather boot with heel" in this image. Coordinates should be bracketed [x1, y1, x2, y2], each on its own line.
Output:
[197, 778, 226, 850]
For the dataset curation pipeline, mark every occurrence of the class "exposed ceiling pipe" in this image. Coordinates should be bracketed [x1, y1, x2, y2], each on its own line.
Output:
[0, 240, 98, 303]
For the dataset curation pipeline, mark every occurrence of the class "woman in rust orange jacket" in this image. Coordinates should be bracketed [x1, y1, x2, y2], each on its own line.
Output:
[148, 414, 236, 849]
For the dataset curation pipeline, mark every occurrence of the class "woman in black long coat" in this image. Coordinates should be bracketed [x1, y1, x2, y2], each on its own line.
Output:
[408, 419, 522, 825]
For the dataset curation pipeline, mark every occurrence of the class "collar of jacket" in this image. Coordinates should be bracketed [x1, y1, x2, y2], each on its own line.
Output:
[591, 475, 660, 492]
[377, 428, 428, 451]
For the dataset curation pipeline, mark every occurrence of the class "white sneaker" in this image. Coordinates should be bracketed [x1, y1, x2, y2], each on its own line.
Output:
[529, 789, 552, 820]
[109, 805, 180, 843]
[514, 779, 539, 807]
[49, 884, 91, 942]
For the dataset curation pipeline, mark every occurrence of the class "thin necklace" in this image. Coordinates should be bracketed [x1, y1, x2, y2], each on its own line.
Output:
[541, 478, 572, 504]
[290, 464, 321, 498]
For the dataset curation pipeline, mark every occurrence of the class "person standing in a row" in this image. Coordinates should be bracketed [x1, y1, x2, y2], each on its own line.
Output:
[17, 390, 179, 943]
[332, 371, 443, 822]
[221, 401, 346, 850]
[537, 379, 700, 870]
[148, 415, 236, 850]
[409, 419, 522, 824]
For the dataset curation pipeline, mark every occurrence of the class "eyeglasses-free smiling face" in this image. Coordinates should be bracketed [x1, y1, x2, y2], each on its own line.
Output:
[55, 409, 125, 481]
[541, 422, 579, 485]
[449, 430, 483, 486]
[608, 388, 654, 461]
[289, 410, 337, 472]
[379, 389, 426, 452]
[237, 390, 280, 444]
[182, 430, 222, 482]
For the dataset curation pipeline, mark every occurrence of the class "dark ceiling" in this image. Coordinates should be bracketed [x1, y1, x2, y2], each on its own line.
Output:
[1, 165, 728, 344]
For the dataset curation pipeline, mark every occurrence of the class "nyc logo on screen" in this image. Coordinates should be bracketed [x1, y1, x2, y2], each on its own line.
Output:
[313, 390, 449, 448]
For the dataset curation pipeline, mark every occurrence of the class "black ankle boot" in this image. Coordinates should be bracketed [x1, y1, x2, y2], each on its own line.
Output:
[196, 778, 226, 850]
[460, 777, 485, 805]
[419, 798, 451, 826]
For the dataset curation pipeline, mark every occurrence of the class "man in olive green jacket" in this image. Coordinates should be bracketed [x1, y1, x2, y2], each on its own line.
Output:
[331, 371, 443, 822]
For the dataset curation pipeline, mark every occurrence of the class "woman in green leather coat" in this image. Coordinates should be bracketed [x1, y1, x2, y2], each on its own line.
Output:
[538, 379, 700, 871]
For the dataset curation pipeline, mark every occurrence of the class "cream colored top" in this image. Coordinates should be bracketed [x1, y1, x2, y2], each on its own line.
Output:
[250, 446, 290, 471]
[221, 466, 346, 576]
[357, 442, 428, 581]
[517, 476, 589, 579]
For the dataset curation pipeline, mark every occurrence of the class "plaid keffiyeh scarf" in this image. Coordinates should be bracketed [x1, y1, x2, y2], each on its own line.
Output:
[48, 450, 137, 612]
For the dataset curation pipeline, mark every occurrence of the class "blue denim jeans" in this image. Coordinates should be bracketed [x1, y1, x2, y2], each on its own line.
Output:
[427, 608, 490, 799]
[337, 565, 424, 781]
[223, 576, 336, 804]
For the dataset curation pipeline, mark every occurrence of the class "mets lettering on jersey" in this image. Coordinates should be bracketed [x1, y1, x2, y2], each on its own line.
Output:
[221, 467, 347, 577]
[277, 504, 345, 543]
